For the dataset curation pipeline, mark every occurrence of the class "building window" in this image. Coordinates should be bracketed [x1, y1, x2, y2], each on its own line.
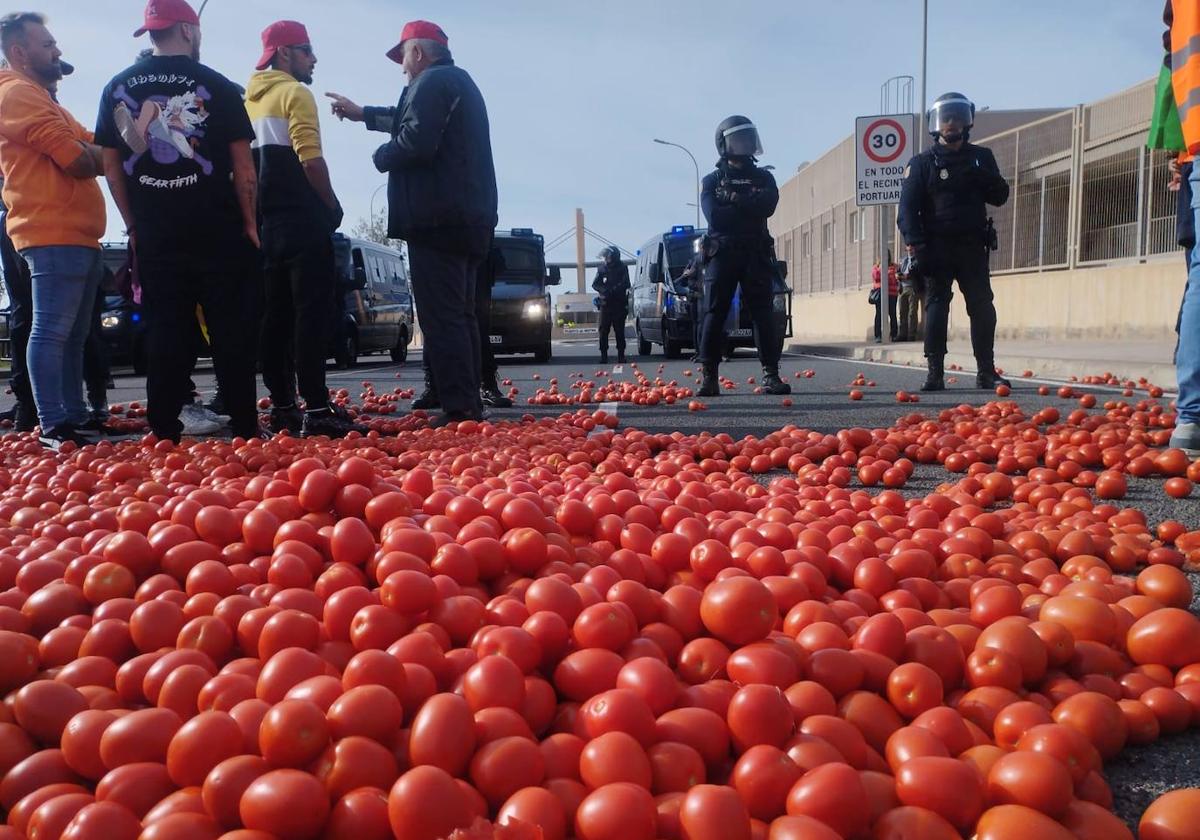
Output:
[801, 230, 811, 258]
[822, 222, 833, 251]
[849, 211, 858, 243]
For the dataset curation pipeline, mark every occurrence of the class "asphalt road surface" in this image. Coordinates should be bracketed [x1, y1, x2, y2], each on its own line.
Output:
[8, 338, 1200, 828]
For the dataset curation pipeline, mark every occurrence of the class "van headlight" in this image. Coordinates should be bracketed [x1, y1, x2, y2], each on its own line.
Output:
[101, 311, 123, 329]
[523, 301, 546, 319]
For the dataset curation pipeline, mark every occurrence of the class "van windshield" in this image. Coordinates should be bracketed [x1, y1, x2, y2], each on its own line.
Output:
[665, 235, 701, 279]
[495, 241, 544, 285]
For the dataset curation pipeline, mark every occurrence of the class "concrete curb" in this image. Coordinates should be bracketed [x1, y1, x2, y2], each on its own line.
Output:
[787, 342, 1178, 390]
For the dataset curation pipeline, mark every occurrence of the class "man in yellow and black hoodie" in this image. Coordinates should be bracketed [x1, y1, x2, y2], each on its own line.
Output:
[245, 20, 362, 439]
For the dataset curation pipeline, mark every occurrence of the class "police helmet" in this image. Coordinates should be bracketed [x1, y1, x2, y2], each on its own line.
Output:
[598, 245, 620, 261]
[715, 115, 763, 159]
[928, 93, 974, 144]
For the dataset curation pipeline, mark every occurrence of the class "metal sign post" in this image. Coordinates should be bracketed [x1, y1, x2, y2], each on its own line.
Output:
[855, 113, 914, 346]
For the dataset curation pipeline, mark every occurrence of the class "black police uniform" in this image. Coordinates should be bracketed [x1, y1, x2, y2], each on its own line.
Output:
[698, 160, 782, 371]
[897, 142, 1009, 379]
[592, 259, 630, 361]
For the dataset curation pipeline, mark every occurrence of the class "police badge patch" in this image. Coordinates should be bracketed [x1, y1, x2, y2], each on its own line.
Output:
[940, 169, 949, 180]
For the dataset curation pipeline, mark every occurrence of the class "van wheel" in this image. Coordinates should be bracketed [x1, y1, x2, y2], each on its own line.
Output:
[390, 328, 409, 363]
[335, 330, 358, 369]
[534, 342, 552, 363]
[636, 322, 651, 356]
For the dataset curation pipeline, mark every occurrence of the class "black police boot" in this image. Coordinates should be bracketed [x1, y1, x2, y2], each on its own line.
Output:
[761, 368, 792, 395]
[921, 357, 945, 392]
[698, 368, 720, 397]
[268, 405, 303, 434]
[412, 369, 440, 410]
[481, 378, 513, 409]
[617, 351, 627, 364]
[976, 367, 1011, 390]
[599, 352, 608, 365]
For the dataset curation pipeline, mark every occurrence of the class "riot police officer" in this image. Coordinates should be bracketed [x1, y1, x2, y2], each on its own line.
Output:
[898, 92, 1011, 392]
[592, 245, 630, 364]
[697, 115, 790, 397]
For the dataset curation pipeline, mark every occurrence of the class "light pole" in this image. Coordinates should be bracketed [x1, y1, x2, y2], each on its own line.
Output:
[654, 138, 701, 229]
[917, 0, 929, 153]
[369, 183, 387, 223]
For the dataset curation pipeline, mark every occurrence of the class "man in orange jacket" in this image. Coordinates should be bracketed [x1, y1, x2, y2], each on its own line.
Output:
[1171, 0, 1200, 454]
[0, 12, 105, 449]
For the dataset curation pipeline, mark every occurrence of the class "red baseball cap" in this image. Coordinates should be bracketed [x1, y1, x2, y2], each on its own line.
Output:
[385, 20, 448, 64]
[256, 20, 312, 71]
[133, 0, 200, 38]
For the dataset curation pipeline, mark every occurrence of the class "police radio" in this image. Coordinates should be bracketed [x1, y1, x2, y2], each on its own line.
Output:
[985, 218, 999, 252]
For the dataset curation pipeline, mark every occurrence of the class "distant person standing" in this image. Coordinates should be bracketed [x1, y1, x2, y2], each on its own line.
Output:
[896, 252, 920, 342]
[245, 20, 364, 439]
[0, 12, 106, 448]
[326, 20, 499, 427]
[592, 245, 629, 364]
[871, 253, 899, 343]
[95, 0, 263, 442]
[898, 92, 1010, 392]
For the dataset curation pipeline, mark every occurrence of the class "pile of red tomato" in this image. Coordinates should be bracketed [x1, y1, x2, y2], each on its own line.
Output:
[0, 399, 1198, 840]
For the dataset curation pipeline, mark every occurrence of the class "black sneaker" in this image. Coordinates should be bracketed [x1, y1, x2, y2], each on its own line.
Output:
[301, 405, 368, 439]
[412, 388, 440, 411]
[481, 384, 513, 409]
[698, 371, 720, 398]
[75, 412, 110, 435]
[39, 425, 90, 450]
[761, 371, 792, 395]
[268, 405, 303, 434]
[429, 410, 482, 429]
[977, 370, 1011, 390]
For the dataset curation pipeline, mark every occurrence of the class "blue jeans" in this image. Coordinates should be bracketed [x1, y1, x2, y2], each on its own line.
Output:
[21, 246, 102, 430]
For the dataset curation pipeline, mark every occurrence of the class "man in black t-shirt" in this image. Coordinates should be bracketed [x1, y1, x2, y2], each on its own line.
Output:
[95, 0, 263, 442]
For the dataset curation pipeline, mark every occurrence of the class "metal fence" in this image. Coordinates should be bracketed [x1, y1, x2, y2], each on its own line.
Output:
[778, 78, 1175, 295]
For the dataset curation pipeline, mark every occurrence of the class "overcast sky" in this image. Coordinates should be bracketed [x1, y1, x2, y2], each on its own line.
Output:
[39, 0, 1160, 286]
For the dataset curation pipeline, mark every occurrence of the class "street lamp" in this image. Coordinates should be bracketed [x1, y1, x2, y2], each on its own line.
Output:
[653, 138, 701, 229]
[369, 183, 387, 222]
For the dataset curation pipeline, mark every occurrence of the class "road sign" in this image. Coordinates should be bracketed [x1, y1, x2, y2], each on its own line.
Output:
[855, 113, 915, 207]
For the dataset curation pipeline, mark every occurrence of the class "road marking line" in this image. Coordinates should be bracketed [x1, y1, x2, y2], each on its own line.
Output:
[790, 354, 1175, 397]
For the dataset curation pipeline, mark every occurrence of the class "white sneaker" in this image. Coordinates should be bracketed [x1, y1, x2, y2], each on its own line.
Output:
[180, 403, 225, 436]
[1169, 421, 1200, 457]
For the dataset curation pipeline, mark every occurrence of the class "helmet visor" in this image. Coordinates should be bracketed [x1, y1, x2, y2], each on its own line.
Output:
[722, 122, 763, 157]
[929, 98, 973, 136]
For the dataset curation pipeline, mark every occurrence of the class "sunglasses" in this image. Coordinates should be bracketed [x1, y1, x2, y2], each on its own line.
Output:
[289, 44, 313, 56]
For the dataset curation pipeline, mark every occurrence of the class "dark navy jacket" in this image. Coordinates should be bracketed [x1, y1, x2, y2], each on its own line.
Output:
[366, 59, 498, 256]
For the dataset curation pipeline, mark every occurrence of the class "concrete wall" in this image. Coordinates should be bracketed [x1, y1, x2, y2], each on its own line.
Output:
[791, 258, 1186, 344]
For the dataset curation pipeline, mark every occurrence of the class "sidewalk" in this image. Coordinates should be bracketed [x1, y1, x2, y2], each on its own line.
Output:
[787, 338, 1179, 390]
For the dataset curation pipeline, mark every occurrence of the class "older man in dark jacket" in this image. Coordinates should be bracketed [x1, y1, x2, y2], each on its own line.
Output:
[327, 20, 498, 426]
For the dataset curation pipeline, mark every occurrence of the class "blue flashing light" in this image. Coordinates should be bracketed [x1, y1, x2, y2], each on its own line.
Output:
[510, 228, 535, 236]
[669, 225, 695, 236]
[130, 312, 141, 322]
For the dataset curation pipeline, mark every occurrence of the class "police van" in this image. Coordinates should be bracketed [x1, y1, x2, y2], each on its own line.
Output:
[332, 235, 415, 368]
[632, 225, 793, 358]
[487, 228, 561, 363]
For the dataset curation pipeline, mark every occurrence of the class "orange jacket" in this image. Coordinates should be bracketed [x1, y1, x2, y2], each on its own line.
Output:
[0, 70, 104, 251]
[1171, 0, 1200, 155]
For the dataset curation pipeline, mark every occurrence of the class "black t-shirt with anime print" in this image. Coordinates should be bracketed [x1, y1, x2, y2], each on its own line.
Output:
[95, 55, 254, 256]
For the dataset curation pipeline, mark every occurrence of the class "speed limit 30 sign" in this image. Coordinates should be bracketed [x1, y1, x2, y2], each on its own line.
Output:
[855, 113, 916, 207]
